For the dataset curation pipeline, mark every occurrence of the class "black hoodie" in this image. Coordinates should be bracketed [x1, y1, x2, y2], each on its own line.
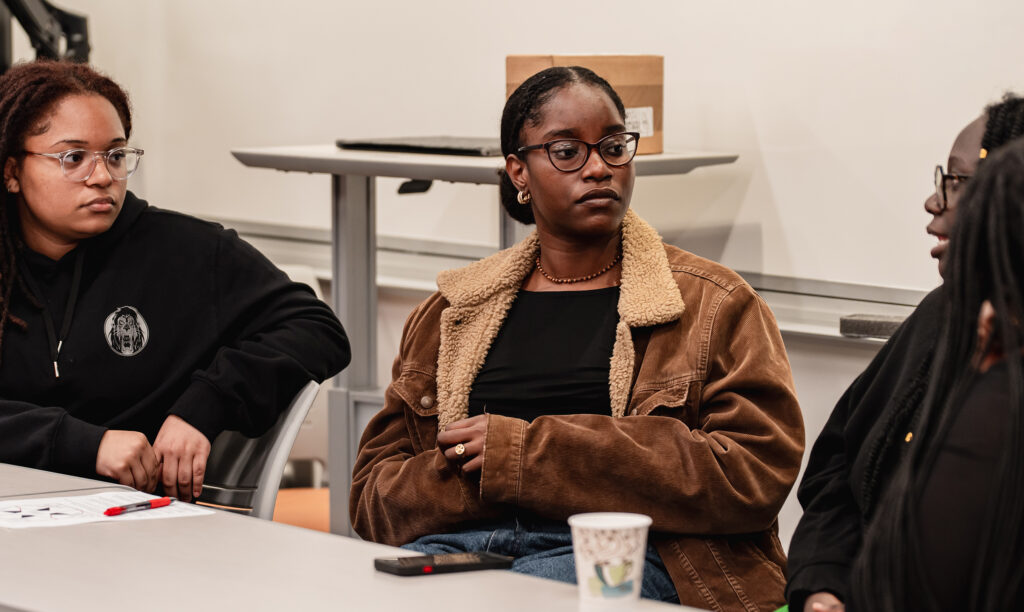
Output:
[0, 192, 350, 477]
[785, 287, 943, 610]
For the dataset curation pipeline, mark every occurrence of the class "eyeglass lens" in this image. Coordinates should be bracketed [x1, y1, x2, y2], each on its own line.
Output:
[63, 149, 141, 181]
[547, 133, 638, 171]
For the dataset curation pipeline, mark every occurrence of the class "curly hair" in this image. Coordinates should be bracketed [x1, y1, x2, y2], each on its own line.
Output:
[499, 66, 625, 225]
[0, 60, 132, 358]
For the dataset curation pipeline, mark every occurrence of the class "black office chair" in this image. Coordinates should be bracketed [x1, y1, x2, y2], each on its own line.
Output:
[196, 380, 320, 519]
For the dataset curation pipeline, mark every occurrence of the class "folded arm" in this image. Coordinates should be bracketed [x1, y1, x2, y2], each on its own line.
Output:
[0, 400, 107, 475]
[0, 400, 158, 490]
[350, 296, 503, 546]
[480, 286, 804, 534]
[167, 229, 350, 442]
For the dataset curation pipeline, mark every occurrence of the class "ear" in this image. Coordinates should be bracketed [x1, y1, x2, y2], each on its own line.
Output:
[978, 300, 997, 346]
[3, 157, 20, 193]
[976, 300, 1000, 372]
[505, 154, 529, 193]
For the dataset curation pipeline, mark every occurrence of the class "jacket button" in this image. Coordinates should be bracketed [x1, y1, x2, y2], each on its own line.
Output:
[420, 396, 435, 409]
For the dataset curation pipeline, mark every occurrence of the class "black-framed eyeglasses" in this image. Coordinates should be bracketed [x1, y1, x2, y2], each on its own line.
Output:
[23, 147, 144, 182]
[516, 132, 640, 172]
[934, 164, 970, 212]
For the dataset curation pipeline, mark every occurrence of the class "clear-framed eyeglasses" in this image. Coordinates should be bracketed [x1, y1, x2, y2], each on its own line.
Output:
[24, 147, 144, 182]
[517, 132, 640, 172]
[934, 164, 970, 212]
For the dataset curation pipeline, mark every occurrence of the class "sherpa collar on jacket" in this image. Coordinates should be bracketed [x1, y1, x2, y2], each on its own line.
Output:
[433, 209, 684, 429]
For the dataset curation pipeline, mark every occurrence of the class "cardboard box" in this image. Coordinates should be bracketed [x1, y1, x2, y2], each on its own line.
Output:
[506, 55, 663, 155]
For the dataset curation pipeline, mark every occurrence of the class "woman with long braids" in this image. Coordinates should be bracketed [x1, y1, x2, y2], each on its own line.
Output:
[852, 135, 1024, 610]
[786, 94, 1024, 612]
[351, 66, 804, 608]
[0, 60, 350, 500]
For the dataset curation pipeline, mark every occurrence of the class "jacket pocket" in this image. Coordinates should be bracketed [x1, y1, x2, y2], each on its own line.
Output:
[390, 368, 439, 453]
[708, 536, 786, 611]
[627, 380, 691, 417]
[659, 535, 786, 612]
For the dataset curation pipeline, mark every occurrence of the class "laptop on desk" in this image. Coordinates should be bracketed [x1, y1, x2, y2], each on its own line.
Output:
[336, 136, 503, 157]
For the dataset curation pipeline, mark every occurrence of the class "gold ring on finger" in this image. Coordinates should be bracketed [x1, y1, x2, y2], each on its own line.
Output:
[454, 443, 466, 456]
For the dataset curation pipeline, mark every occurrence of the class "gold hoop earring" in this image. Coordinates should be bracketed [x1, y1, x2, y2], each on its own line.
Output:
[517, 191, 531, 205]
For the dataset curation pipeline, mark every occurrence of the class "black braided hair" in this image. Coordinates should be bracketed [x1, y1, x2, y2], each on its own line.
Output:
[853, 135, 1024, 610]
[981, 93, 1024, 160]
[499, 66, 625, 225]
[0, 60, 132, 360]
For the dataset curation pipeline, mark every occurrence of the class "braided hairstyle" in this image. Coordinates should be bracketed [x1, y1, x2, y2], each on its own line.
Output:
[852, 100, 1024, 611]
[982, 93, 1024, 158]
[0, 60, 132, 355]
[499, 66, 625, 224]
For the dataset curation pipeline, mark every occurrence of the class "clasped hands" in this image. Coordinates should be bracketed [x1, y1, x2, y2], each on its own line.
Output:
[94, 414, 210, 502]
[437, 414, 488, 473]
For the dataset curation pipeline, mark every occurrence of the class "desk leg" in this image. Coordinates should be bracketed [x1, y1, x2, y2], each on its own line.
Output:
[327, 386, 352, 536]
[329, 174, 376, 536]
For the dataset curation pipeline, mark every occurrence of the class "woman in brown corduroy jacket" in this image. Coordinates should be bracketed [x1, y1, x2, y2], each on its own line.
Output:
[351, 66, 804, 610]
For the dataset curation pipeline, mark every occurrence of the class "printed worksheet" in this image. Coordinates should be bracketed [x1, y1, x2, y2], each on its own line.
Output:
[0, 491, 213, 528]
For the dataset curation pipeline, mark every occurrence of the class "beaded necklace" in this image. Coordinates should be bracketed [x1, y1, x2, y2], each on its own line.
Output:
[535, 249, 622, 284]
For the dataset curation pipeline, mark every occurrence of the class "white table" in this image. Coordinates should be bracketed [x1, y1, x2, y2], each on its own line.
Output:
[0, 464, 132, 498]
[0, 463, 694, 612]
[231, 145, 738, 534]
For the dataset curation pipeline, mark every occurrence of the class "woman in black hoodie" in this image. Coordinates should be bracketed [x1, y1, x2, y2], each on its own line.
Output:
[0, 60, 350, 501]
[786, 96, 1024, 611]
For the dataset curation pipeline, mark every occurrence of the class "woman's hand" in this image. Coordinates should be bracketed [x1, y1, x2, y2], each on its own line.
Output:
[804, 592, 844, 612]
[153, 415, 211, 502]
[436, 414, 488, 473]
[95, 430, 160, 492]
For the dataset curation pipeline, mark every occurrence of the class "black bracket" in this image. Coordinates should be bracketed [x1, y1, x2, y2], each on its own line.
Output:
[2, 0, 89, 74]
[397, 179, 432, 195]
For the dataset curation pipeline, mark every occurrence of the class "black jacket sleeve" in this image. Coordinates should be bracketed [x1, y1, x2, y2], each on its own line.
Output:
[167, 228, 350, 441]
[0, 401, 107, 477]
[784, 374, 868, 609]
[785, 288, 942, 609]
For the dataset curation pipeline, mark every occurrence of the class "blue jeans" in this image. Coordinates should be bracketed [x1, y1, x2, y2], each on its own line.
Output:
[403, 518, 679, 603]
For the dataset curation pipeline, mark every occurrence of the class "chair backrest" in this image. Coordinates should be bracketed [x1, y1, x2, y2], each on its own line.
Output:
[197, 380, 320, 519]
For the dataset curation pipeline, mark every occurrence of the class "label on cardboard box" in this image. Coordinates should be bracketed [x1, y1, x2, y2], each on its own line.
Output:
[625, 107, 655, 138]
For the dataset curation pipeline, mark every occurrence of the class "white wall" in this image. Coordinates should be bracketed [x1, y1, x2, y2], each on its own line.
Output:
[14, 0, 1006, 548]
[11, 0, 1024, 290]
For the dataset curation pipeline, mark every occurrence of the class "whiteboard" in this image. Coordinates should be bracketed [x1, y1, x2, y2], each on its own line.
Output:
[13, 0, 1024, 291]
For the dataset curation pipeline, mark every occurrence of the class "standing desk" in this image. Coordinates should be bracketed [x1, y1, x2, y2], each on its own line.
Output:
[230, 145, 738, 534]
[0, 463, 695, 612]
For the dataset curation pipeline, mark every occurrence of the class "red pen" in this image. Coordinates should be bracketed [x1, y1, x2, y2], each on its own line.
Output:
[103, 497, 173, 516]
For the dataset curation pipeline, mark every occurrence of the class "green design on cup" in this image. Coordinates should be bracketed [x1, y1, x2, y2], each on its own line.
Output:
[590, 560, 635, 597]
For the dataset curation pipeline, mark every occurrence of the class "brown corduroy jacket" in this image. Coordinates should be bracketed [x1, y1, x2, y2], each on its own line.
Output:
[351, 210, 804, 611]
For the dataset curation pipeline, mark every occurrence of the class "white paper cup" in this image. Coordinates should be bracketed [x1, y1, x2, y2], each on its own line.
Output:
[568, 512, 652, 607]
